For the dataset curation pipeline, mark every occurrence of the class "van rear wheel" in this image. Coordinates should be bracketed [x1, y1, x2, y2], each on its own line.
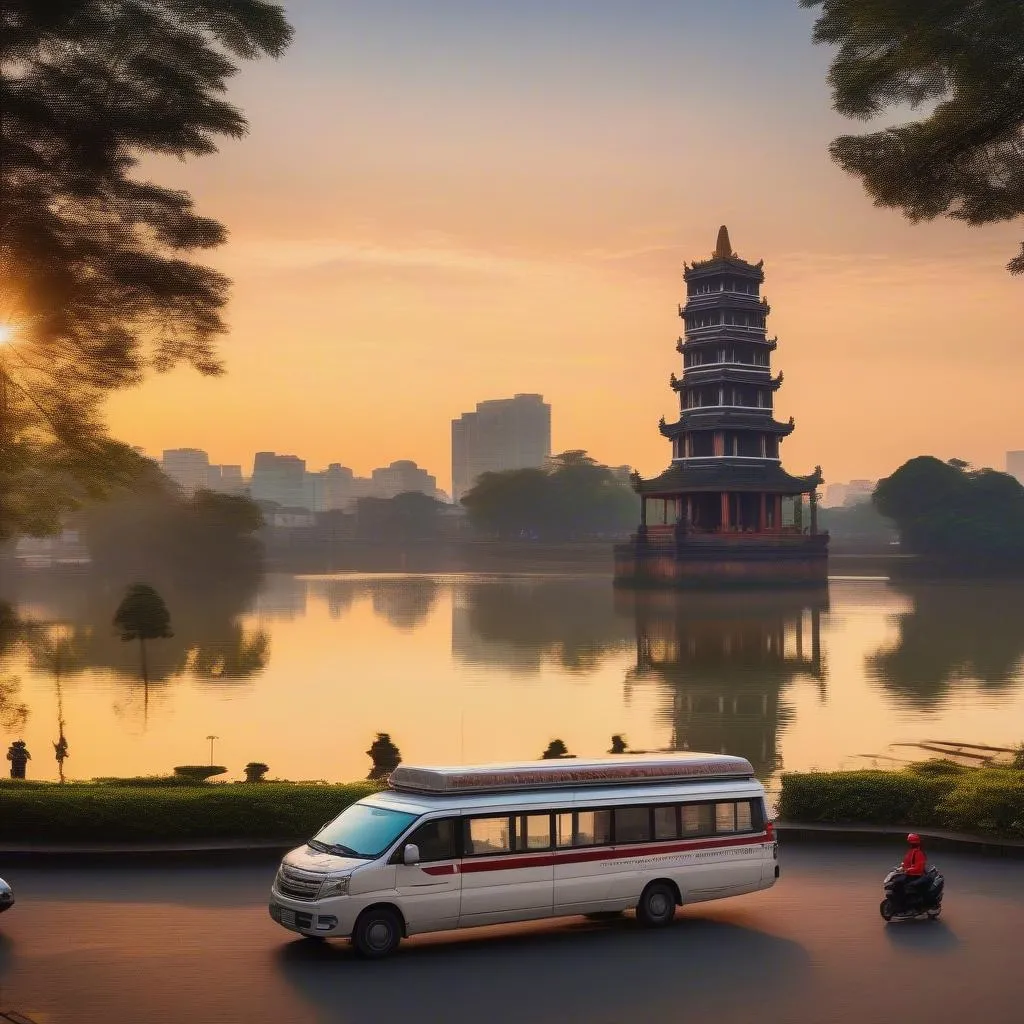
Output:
[352, 907, 402, 959]
[637, 882, 677, 928]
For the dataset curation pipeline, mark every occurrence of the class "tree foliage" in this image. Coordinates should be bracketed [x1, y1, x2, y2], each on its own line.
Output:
[873, 456, 1024, 564]
[0, 1, 291, 535]
[801, 0, 1024, 273]
[114, 583, 173, 644]
[461, 451, 636, 540]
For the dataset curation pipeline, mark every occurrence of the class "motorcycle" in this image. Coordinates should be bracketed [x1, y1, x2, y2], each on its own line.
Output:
[0, 876, 13, 914]
[879, 865, 943, 922]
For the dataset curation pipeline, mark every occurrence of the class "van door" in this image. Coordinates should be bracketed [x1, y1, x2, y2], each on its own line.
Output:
[459, 813, 554, 927]
[393, 817, 462, 935]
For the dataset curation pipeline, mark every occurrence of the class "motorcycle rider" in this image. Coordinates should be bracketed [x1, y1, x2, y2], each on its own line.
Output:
[898, 833, 930, 903]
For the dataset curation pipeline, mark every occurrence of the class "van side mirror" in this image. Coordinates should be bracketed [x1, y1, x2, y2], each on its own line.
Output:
[403, 843, 421, 866]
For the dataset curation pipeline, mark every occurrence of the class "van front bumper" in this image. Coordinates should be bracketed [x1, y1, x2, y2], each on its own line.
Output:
[268, 891, 358, 938]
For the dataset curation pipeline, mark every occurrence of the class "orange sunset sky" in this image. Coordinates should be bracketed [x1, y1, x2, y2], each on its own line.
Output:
[105, 0, 1024, 494]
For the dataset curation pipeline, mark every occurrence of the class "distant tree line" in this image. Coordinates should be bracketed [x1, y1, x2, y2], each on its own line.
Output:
[461, 451, 636, 541]
[874, 457, 1024, 570]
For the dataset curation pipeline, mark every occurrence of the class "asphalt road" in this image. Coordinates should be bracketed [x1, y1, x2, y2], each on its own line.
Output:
[0, 844, 1022, 1024]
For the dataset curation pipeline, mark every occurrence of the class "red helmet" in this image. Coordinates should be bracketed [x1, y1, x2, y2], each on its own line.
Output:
[907, 833, 921, 845]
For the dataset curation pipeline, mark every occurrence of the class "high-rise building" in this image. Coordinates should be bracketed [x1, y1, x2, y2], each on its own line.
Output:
[1007, 451, 1024, 485]
[161, 448, 211, 495]
[250, 452, 307, 508]
[451, 393, 552, 502]
[371, 460, 440, 500]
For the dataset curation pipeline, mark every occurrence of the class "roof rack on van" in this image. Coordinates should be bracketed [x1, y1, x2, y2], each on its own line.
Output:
[388, 753, 755, 795]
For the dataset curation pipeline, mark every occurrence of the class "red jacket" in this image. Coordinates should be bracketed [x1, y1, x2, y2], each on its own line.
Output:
[901, 847, 926, 876]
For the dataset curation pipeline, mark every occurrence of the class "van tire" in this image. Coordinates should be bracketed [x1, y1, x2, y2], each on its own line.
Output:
[636, 882, 677, 928]
[352, 907, 402, 959]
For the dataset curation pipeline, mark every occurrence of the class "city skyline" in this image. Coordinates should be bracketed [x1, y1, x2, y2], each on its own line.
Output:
[101, 1, 1024, 492]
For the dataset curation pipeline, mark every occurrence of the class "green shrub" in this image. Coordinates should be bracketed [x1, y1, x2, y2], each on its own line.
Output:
[0, 779, 381, 842]
[936, 770, 1024, 839]
[779, 769, 953, 826]
[780, 761, 1024, 840]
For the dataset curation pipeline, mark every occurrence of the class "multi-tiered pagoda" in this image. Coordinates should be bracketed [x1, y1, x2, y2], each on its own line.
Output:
[614, 226, 828, 588]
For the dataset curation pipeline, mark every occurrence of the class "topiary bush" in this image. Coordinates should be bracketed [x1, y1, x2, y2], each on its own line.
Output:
[0, 779, 381, 842]
[936, 770, 1024, 839]
[779, 769, 953, 827]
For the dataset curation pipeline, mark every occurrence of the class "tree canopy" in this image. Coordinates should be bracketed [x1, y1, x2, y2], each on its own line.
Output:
[873, 456, 1024, 565]
[461, 451, 636, 540]
[113, 583, 173, 644]
[801, 0, 1024, 273]
[0, 1, 291, 536]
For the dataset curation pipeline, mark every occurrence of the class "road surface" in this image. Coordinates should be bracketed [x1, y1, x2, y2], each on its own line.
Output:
[1, 844, 1022, 1024]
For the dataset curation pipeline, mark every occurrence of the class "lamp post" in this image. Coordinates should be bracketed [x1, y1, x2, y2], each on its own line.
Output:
[207, 734, 219, 766]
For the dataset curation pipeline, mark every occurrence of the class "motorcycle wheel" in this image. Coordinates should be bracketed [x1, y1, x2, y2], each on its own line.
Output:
[879, 899, 894, 922]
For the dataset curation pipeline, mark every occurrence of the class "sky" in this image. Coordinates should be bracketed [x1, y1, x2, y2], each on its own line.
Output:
[104, 0, 1024, 493]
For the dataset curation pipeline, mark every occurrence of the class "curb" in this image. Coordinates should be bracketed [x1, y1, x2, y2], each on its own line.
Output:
[776, 823, 1024, 860]
[2, 825, 1023, 864]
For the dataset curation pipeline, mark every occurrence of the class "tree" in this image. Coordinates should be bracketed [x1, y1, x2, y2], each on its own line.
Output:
[366, 732, 402, 781]
[801, 0, 1024, 274]
[113, 583, 173, 684]
[609, 734, 628, 754]
[540, 739, 572, 760]
[0, 2, 292, 536]
[874, 456, 1024, 565]
[461, 452, 636, 540]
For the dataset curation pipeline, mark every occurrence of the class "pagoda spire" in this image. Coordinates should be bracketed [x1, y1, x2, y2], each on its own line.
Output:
[713, 224, 734, 260]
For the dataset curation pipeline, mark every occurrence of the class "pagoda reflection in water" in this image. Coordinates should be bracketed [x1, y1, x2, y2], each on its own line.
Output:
[619, 588, 827, 777]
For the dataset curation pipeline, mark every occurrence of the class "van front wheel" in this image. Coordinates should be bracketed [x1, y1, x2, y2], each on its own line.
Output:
[352, 907, 402, 959]
[637, 882, 677, 928]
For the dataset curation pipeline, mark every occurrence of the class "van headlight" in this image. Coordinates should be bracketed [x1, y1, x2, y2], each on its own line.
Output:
[319, 875, 351, 898]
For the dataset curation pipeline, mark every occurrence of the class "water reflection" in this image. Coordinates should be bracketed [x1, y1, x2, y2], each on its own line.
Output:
[308, 576, 441, 630]
[867, 582, 1024, 709]
[0, 567, 270, 712]
[453, 577, 634, 673]
[620, 589, 828, 777]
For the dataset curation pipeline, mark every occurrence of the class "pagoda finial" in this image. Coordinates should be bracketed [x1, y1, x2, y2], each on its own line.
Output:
[713, 225, 734, 260]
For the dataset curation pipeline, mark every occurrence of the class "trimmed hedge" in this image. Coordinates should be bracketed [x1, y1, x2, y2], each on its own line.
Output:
[0, 779, 380, 842]
[780, 761, 1024, 840]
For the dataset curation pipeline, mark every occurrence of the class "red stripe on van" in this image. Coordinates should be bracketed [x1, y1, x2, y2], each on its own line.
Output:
[421, 831, 768, 876]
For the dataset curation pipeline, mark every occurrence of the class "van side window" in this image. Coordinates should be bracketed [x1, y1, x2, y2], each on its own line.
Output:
[716, 802, 738, 833]
[614, 806, 651, 843]
[404, 818, 458, 862]
[574, 809, 612, 847]
[555, 812, 573, 848]
[654, 805, 679, 840]
[514, 814, 552, 851]
[681, 803, 714, 836]
[737, 800, 754, 832]
[466, 816, 512, 856]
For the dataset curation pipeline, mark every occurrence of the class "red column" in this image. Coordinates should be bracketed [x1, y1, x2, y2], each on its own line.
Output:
[759, 493, 767, 532]
[720, 492, 730, 532]
[775, 495, 782, 530]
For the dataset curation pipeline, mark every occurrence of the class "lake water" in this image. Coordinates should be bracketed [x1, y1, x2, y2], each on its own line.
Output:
[2, 572, 1023, 787]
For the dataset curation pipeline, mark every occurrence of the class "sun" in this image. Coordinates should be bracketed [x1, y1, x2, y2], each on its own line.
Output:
[0, 324, 15, 346]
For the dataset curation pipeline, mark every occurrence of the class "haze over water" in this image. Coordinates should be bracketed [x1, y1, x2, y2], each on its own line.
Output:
[2, 573, 1023, 787]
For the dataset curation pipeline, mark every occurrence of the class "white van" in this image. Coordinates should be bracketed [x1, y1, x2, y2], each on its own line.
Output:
[269, 753, 778, 957]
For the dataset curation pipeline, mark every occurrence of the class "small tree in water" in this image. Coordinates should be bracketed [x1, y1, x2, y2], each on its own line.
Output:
[113, 583, 173, 685]
[609, 734, 628, 754]
[540, 739, 572, 760]
[367, 732, 402, 781]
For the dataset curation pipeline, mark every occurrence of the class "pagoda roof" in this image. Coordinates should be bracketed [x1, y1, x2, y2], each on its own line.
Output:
[632, 460, 823, 496]
[672, 368, 781, 390]
[684, 226, 764, 279]
[660, 411, 795, 436]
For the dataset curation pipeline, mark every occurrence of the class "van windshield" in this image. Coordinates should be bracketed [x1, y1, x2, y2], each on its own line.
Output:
[310, 802, 418, 859]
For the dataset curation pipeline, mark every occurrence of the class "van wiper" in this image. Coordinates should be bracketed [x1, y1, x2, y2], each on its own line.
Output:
[306, 838, 330, 853]
[325, 843, 363, 857]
